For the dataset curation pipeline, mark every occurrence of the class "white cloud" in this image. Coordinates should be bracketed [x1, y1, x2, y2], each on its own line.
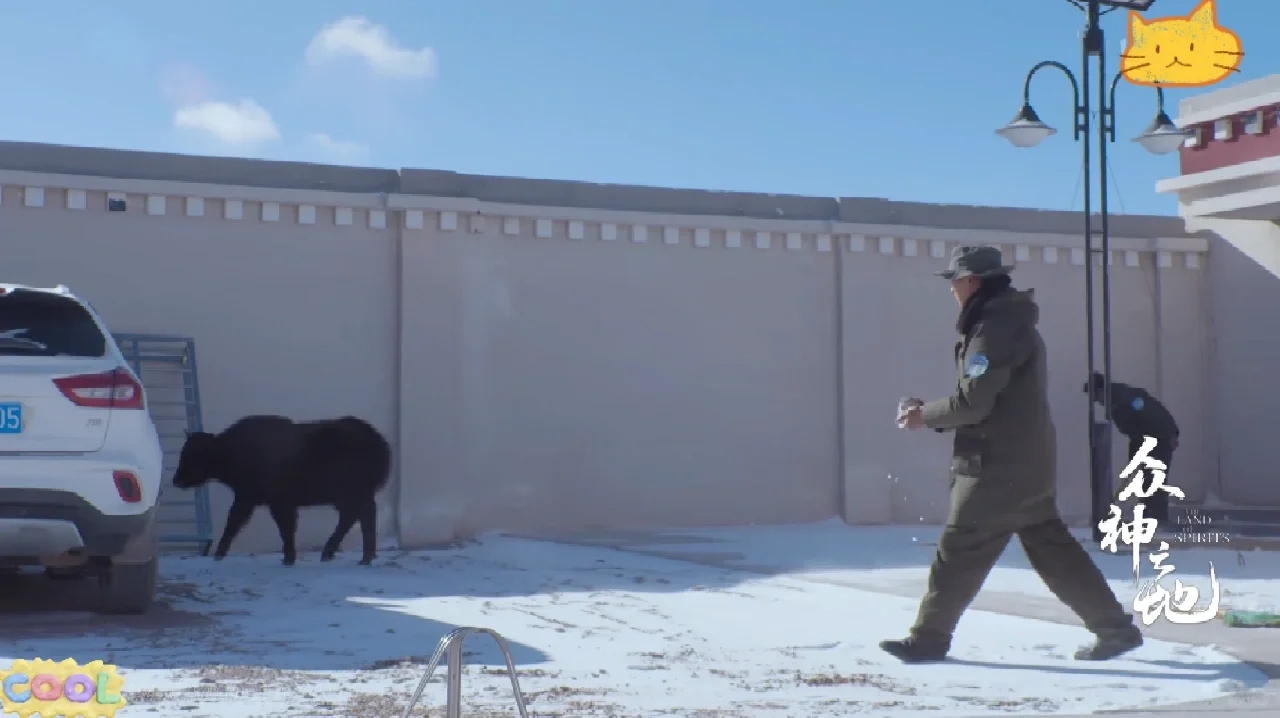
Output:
[305, 16, 436, 79]
[306, 132, 372, 164]
[173, 100, 280, 146]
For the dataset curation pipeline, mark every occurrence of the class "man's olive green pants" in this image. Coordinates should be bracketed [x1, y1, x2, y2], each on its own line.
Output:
[911, 517, 1134, 639]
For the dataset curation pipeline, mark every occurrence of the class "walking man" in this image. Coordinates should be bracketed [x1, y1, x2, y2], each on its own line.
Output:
[1083, 372, 1180, 530]
[889, 246, 1142, 663]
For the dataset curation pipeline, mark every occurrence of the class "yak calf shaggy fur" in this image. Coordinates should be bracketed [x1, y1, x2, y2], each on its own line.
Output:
[172, 415, 392, 566]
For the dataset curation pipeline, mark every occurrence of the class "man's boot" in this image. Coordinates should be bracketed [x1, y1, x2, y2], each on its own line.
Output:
[879, 629, 950, 663]
[1075, 623, 1143, 660]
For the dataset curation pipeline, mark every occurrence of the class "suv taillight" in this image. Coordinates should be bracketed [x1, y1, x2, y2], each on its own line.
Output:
[53, 368, 145, 409]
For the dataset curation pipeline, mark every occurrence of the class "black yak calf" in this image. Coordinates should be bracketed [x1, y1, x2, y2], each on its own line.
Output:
[172, 415, 392, 566]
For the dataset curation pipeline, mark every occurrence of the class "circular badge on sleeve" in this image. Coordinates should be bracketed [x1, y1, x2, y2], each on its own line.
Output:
[965, 353, 989, 378]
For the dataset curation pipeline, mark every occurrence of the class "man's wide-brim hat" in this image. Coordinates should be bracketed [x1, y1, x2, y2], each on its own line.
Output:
[935, 245, 1014, 280]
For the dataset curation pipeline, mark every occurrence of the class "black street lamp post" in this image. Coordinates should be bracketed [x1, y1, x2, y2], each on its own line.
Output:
[995, 0, 1190, 543]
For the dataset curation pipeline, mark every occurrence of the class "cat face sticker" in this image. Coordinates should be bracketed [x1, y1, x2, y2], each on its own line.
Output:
[1121, 0, 1243, 88]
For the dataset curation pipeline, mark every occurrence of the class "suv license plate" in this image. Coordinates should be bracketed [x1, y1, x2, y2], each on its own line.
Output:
[0, 403, 23, 434]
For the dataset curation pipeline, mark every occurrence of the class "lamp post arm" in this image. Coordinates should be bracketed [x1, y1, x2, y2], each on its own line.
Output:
[1024, 60, 1084, 140]
[1106, 75, 1172, 143]
[1104, 71, 1126, 142]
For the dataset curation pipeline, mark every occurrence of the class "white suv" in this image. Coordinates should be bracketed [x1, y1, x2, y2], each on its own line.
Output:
[0, 284, 163, 614]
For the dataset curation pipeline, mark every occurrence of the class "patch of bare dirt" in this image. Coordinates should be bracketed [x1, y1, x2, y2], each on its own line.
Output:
[949, 694, 1059, 711]
[117, 665, 348, 713]
[796, 672, 918, 695]
[325, 690, 625, 717]
[317, 692, 434, 717]
[364, 655, 435, 670]
[525, 684, 612, 704]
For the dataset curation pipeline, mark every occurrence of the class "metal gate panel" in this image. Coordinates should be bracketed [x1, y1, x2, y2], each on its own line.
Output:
[113, 333, 212, 554]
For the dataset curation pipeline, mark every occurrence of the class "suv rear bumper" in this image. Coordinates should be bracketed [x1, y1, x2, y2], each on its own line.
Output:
[0, 489, 153, 558]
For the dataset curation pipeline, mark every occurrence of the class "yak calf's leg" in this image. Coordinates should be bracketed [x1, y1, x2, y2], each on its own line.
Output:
[268, 503, 300, 565]
[357, 499, 378, 565]
[214, 498, 256, 560]
[321, 504, 361, 562]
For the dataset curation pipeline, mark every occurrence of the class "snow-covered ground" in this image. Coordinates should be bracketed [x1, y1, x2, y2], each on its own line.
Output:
[0, 525, 1269, 717]
[589, 519, 1280, 616]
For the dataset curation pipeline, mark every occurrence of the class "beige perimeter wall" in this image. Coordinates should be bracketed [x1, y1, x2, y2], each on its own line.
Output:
[0, 143, 1239, 553]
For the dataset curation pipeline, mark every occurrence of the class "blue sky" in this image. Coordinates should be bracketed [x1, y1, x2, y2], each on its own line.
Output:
[0, 0, 1271, 215]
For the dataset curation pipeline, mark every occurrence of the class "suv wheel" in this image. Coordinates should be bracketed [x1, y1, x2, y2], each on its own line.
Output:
[98, 557, 158, 615]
